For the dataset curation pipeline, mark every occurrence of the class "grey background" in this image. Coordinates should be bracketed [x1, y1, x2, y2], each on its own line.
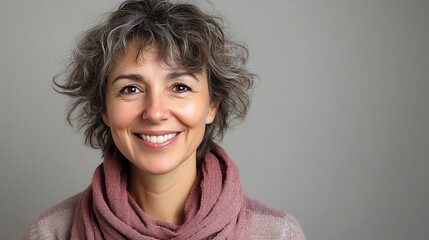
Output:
[1, 0, 428, 239]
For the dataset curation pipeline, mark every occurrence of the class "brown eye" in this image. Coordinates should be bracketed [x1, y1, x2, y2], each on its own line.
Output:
[120, 85, 141, 94]
[172, 83, 192, 93]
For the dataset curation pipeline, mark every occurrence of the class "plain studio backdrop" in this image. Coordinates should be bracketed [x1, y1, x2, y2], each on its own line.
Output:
[1, 0, 428, 239]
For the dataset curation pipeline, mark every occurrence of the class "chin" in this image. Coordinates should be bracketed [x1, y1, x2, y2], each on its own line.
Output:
[129, 156, 182, 176]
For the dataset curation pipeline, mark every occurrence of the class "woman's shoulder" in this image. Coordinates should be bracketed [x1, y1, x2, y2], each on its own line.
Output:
[23, 193, 306, 240]
[245, 196, 306, 240]
[23, 193, 81, 240]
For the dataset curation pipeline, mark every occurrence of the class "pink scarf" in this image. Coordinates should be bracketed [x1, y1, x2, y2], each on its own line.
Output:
[71, 144, 250, 239]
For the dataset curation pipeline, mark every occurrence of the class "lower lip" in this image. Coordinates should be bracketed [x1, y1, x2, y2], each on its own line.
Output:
[134, 133, 179, 151]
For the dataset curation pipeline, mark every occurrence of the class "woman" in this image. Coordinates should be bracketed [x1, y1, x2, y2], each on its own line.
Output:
[24, 0, 305, 239]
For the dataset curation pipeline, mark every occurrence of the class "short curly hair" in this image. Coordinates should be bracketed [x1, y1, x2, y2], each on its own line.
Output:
[55, 0, 255, 159]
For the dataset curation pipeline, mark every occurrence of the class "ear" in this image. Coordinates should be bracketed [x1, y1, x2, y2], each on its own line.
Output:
[205, 98, 220, 124]
[102, 111, 110, 127]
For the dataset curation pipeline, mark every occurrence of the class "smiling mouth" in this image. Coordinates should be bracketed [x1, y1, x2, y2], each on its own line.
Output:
[136, 133, 178, 144]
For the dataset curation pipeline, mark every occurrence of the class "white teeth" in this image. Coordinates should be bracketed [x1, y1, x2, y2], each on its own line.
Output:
[140, 133, 177, 143]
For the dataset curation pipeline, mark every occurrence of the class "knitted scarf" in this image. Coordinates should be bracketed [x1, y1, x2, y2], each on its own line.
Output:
[70, 144, 250, 239]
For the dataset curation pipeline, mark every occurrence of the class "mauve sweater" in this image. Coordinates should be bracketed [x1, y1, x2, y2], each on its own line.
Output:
[24, 194, 306, 240]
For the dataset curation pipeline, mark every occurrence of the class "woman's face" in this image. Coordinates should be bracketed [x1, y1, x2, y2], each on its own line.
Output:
[103, 43, 219, 176]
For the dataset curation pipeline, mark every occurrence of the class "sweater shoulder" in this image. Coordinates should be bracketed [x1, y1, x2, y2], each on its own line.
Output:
[23, 193, 80, 240]
[246, 197, 306, 240]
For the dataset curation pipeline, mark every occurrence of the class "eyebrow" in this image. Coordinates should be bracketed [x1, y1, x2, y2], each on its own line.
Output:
[111, 74, 143, 84]
[111, 71, 199, 84]
[166, 71, 199, 81]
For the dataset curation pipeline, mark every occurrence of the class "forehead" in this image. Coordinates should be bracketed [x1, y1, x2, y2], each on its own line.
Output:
[108, 41, 208, 83]
[112, 41, 159, 69]
[112, 39, 205, 73]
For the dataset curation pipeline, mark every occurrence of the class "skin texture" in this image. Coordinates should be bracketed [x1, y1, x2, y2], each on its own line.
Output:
[102, 42, 219, 225]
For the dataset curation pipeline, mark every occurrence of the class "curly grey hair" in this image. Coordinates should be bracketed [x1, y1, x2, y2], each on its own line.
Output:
[55, 0, 255, 159]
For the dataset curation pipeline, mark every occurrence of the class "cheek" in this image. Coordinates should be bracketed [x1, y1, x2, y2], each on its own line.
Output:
[106, 101, 141, 129]
[173, 99, 210, 127]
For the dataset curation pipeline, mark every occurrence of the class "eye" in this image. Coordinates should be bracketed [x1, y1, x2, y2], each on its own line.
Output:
[172, 83, 192, 93]
[120, 85, 141, 94]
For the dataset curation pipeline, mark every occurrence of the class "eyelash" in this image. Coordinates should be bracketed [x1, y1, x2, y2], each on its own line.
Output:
[171, 82, 192, 93]
[118, 83, 192, 95]
[119, 85, 141, 94]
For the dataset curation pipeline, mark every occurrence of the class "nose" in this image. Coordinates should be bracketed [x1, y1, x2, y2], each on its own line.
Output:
[142, 91, 170, 123]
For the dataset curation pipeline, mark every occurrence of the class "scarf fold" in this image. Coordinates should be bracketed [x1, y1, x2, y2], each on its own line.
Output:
[71, 144, 250, 239]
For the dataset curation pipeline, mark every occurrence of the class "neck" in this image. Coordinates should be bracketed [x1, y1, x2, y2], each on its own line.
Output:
[128, 159, 197, 226]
